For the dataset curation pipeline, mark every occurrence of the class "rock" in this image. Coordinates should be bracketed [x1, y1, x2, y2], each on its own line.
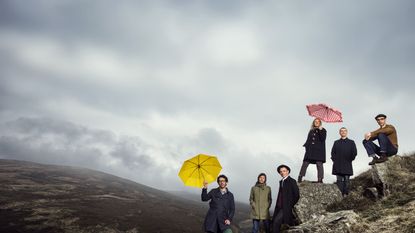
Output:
[286, 210, 360, 233]
[294, 182, 342, 224]
[363, 187, 379, 200]
[371, 155, 402, 197]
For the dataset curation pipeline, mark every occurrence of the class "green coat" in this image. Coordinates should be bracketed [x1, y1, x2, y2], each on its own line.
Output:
[249, 183, 272, 220]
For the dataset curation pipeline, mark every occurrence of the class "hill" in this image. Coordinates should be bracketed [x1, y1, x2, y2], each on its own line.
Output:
[0, 159, 248, 233]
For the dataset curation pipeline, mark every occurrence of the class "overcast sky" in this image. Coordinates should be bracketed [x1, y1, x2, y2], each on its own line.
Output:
[1, 0, 414, 203]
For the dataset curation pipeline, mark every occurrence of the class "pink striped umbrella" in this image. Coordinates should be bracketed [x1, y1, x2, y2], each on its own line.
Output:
[306, 103, 343, 123]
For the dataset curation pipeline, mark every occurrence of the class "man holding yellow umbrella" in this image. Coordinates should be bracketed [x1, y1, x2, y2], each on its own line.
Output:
[178, 154, 235, 233]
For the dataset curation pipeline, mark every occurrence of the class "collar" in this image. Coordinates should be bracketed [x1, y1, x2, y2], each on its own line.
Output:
[219, 187, 228, 194]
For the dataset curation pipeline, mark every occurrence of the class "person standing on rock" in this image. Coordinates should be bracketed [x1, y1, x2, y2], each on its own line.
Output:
[272, 165, 300, 233]
[202, 174, 235, 233]
[363, 114, 398, 165]
[331, 127, 357, 197]
[298, 118, 327, 183]
[249, 173, 272, 233]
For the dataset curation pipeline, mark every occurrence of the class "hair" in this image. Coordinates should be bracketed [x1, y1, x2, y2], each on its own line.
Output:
[339, 127, 347, 131]
[375, 114, 387, 120]
[256, 173, 267, 185]
[217, 174, 228, 183]
[277, 165, 291, 173]
[310, 118, 322, 130]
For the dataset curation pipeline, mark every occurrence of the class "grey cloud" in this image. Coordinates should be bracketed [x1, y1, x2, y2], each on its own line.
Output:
[0, 117, 155, 173]
[193, 128, 228, 154]
[1, 0, 415, 202]
[110, 135, 153, 170]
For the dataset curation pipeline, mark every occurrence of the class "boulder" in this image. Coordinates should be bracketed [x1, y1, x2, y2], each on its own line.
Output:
[370, 155, 401, 197]
[286, 210, 360, 233]
[294, 182, 342, 223]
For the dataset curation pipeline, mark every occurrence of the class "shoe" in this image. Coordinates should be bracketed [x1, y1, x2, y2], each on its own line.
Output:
[376, 155, 388, 163]
[368, 157, 378, 165]
[298, 176, 303, 183]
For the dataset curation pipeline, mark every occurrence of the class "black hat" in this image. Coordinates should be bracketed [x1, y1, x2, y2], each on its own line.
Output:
[375, 114, 387, 120]
[277, 164, 291, 173]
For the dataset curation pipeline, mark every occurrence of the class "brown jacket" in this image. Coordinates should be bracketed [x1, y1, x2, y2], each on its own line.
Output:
[370, 124, 398, 148]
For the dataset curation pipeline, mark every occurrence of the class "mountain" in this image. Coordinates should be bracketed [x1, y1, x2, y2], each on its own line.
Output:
[0, 159, 247, 233]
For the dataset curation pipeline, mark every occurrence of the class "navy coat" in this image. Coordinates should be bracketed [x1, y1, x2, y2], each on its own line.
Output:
[303, 128, 327, 163]
[201, 187, 235, 233]
[273, 176, 300, 226]
[331, 138, 357, 175]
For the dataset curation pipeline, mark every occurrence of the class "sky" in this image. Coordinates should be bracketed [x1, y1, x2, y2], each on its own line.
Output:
[1, 0, 414, 204]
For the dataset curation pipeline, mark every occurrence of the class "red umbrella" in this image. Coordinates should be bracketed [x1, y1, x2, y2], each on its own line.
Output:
[306, 103, 343, 123]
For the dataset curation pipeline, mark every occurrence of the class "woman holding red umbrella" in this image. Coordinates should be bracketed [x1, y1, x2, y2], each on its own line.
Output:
[298, 118, 327, 183]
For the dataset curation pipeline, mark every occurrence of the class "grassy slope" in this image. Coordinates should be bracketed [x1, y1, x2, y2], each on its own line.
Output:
[326, 153, 415, 233]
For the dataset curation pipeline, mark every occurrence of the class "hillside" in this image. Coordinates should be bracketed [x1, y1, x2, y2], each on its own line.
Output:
[0, 159, 248, 233]
[324, 153, 415, 233]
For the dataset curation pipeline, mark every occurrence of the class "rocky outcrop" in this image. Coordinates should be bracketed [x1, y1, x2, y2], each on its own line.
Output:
[285, 182, 362, 233]
[287, 210, 360, 233]
[369, 155, 401, 198]
[294, 182, 342, 223]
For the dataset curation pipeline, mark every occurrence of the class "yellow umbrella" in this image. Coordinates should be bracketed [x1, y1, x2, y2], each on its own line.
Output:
[178, 154, 222, 188]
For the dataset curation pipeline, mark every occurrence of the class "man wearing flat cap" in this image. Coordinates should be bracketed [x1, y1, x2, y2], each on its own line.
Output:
[363, 114, 398, 165]
[272, 165, 299, 233]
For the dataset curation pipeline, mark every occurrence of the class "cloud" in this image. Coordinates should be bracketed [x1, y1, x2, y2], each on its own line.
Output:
[1, 0, 415, 202]
[0, 118, 166, 185]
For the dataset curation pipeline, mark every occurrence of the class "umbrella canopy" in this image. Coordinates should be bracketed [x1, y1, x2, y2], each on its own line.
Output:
[178, 154, 222, 188]
[306, 103, 343, 122]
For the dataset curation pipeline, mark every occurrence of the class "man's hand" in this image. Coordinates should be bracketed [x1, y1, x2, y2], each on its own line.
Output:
[203, 181, 208, 189]
[365, 132, 371, 140]
[224, 219, 231, 225]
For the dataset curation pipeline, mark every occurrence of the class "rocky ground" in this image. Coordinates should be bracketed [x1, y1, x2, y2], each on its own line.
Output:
[290, 153, 415, 233]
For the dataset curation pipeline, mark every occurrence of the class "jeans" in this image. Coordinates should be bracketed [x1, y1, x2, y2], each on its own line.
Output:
[336, 175, 350, 196]
[299, 161, 324, 181]
[362, 133, 398, 157]
[252, 219, 270, 233]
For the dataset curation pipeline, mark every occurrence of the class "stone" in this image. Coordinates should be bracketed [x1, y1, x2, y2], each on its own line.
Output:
[294, 182, 342, 224]
[286, 210, 360, 233]
[371, 155, 401, 197]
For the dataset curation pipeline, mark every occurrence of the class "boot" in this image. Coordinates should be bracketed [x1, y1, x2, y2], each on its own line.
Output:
[298, 176, 303, 183]
[368, 157, 378, 165]
[376, 154, 388, 163]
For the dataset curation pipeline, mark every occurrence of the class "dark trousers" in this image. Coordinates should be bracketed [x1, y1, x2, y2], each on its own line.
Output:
[252, 219, 270, 233]
[336, 175, 350, 196]
[272, 209, 283, 233]
[299, 161, 324, 181]
[362, 133, 398, 157]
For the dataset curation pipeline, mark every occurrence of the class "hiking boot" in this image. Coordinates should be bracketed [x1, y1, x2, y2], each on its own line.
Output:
[376, 155, 388, 163]
[298, 176, 303, 183]
[368, 157, 378, 165]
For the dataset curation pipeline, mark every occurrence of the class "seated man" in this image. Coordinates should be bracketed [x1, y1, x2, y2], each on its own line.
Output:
[363, 114, 398, 165]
